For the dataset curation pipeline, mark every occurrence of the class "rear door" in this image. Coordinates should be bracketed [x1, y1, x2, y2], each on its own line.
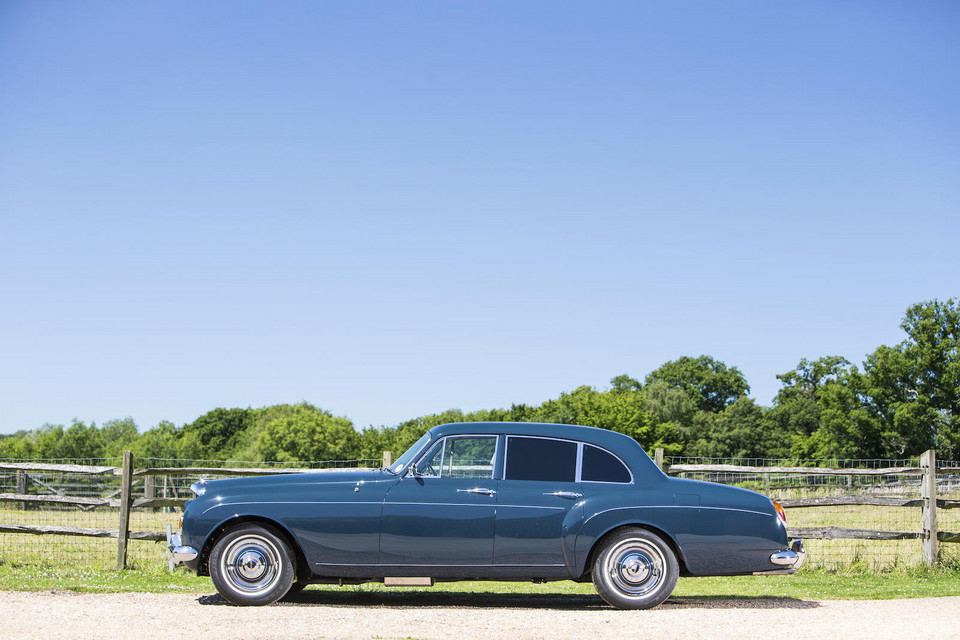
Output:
[493, 436, 583, 567]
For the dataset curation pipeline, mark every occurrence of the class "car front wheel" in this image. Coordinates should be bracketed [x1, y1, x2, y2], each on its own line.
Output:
[591, 528, 679, 609]
[209, 523, 295, 606]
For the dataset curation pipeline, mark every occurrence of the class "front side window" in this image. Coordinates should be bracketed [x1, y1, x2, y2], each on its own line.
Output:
[416, 435, 496, 479]
[505, 436, 577, 482]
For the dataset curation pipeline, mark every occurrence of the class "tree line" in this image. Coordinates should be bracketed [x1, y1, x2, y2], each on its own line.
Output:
[1, 299, 957, 463]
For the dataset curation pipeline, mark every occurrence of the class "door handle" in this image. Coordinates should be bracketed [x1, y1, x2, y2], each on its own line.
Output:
[544, 491, 582, 500]
[457, 488, 497, 496]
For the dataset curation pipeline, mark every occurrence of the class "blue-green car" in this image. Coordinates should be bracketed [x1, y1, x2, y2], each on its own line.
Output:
[169, 422, 804, 608]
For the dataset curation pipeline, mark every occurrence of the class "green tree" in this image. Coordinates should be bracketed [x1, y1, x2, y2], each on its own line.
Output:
[766, 356, 852, 454]
[179, 408, 253, 460]
[0, 431, 36, 459]
[29, 421, 105, 459]
[859, 299, 960, 458]
[256, 403, 359, 462]
[536, 378, 681, 454]
[131, 420, 180, 460]
[99, 417, 140, 457]
[644, 355, 750, 413]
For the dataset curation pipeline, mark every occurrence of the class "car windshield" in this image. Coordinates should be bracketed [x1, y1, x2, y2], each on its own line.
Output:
[388, 432, 432, 474]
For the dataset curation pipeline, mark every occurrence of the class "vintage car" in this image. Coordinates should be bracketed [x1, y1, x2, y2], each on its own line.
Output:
[168, 422, 804, 608]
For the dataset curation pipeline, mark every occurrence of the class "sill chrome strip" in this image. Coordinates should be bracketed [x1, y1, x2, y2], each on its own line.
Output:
[313, 562, 565, 567]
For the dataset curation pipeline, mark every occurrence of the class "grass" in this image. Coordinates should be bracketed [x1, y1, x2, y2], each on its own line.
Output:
[3, 483, 960, 602]
[2, 561, 959, 602]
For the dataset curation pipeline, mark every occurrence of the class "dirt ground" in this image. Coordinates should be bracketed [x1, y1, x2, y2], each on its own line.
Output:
[4, 590, 960, 640]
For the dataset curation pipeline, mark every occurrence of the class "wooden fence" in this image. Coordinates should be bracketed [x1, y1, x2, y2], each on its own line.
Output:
[656, 448, 960, 566]
[3, 449, 959, 570]
[0, 452, 386, 569]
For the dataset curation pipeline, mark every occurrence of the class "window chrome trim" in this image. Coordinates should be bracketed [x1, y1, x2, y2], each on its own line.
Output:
[502, 435, 580, 483]
[501, 435, 634, 485]
[580, 444, 634, 485]
[575, 443, 584, 483]
[413, 434, 499, 480]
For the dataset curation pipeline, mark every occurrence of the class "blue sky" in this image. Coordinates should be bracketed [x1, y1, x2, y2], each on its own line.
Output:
[1, 2, 958, 435]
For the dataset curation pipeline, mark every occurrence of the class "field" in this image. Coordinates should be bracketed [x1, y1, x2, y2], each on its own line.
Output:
[2, 501, 960, 603]
[2, 480, 960, 574]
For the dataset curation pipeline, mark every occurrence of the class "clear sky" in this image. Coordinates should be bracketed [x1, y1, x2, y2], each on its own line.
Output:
[1, 2, 958, 435]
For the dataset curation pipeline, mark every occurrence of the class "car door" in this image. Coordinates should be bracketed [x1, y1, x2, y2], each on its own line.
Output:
[493, 436, 583, 567]
[380, 434, 499, 567]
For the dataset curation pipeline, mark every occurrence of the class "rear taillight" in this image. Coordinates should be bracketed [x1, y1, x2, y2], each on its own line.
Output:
[772, 499, 787, 523]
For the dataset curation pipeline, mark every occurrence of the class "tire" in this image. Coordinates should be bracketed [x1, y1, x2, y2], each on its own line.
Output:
[280, 579, 310, 600]
[591, 528, 679, 610]
[209, 523, 296, 606]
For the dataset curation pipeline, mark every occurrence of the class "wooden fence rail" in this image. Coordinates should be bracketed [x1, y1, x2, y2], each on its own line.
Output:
[3, 450, 959, 569]
[0, 454, 380, 569]
[657, 448, 958, 567]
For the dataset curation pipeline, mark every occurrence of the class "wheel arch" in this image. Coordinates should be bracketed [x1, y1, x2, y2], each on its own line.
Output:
[197, 515, 310, 580]
[581, 522, 689, 579]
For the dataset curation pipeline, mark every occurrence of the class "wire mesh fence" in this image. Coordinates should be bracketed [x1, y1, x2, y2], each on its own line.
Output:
[664, 455, 960, 570]
[0, 456, 380, 571]
[1, 453, 957, 573]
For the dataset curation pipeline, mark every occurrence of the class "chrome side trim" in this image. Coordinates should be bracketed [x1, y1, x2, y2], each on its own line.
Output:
[202, 500, 565, 514]
[584, 504, 775, 523]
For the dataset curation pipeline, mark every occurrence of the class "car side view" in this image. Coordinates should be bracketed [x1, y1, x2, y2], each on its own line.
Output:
[169, 422, 804, 609]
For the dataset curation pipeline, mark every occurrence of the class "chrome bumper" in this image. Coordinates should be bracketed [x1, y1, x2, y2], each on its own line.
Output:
[769, 539, 806, 570]
[166, 530, 198, 566]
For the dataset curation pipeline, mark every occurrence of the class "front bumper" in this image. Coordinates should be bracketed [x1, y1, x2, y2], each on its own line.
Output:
[765, 539, 806, 572]
[166, 530, 199, 567]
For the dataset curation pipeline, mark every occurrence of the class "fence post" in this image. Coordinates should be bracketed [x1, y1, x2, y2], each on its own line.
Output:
[16, 470, 27, 510]
[920, 449, 938, 567]
[381, 451, 393, 469]
[654, 448, 664, 472]
[116, 450, 134, 570]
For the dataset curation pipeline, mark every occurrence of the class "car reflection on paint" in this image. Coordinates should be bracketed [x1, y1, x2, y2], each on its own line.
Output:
[169, 422, 804, 608]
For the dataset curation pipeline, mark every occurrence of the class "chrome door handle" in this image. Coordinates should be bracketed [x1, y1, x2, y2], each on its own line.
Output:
[545, 491, 582, 500]
[458, 488, 496, 496]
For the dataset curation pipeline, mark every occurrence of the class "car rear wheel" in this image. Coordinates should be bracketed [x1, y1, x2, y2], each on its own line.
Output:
[209, 523, 295, 606]
[591, 528, 678, 609]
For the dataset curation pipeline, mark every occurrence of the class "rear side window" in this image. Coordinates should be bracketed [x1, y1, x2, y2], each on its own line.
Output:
[505, 437, 577, 482]
[581, 445, 631, 483]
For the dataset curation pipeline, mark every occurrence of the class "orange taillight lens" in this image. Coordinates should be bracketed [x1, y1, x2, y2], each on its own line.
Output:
[772, 499, 787, 523]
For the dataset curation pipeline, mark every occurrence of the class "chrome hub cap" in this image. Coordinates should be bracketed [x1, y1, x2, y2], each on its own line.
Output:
[220, 535, 282, 594]
[606, 539, 664, 597]
[236, 550, 267, 581]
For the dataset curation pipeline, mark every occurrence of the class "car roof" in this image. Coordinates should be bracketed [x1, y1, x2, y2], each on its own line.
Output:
[426, 422, 663, 476]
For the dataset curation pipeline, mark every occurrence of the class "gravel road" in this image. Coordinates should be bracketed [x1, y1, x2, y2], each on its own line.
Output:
[4, 590, 960, 640]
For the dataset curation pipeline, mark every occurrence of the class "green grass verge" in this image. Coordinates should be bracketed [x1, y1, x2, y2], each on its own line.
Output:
[2, 563, 960, 601]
